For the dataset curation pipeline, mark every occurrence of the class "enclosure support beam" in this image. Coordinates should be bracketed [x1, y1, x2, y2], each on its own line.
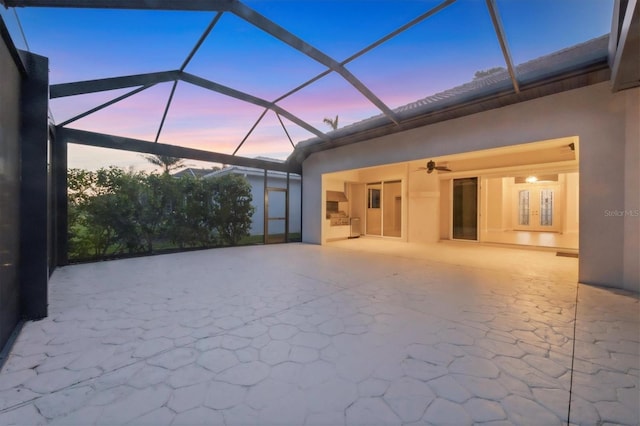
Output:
[50, 71, 180, 98]
[263, 169, 268, 245]
[58, 84, 155, 127]
[52, 128, 68, 266]
[230, 2, 399, 125]
[2, 0, 234, 11]
[180, 72, 329, 141]
[610, 0, 639, 92]
[19, 51, 49, 319]
[57, 127, 296, 173]
[485, 0, 520, 93]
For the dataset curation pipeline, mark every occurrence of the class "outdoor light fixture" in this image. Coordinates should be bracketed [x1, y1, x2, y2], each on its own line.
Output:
[525, 176, 538, 183]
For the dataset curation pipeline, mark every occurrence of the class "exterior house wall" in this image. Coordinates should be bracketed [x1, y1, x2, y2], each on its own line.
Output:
[564, 172, 580, 234]
[484, 178, 504, 232]
[501, 177, 513, 230]
[439, 180, 451, 240]
[408, 168, 440, 243]
[302, 83, 639, 292]
[623, 89, 639, 287]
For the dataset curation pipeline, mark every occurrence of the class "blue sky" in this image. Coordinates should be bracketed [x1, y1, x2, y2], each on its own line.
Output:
[0, 0, 613, 170]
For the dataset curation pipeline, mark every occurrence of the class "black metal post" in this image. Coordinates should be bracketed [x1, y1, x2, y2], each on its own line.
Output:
[52, 128, 68, 266]
[19, 51, 49, 320]
[285, 172, 290, 242]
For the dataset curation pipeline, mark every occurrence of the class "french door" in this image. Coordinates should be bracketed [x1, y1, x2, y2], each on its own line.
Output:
[513, 184, 561, 232]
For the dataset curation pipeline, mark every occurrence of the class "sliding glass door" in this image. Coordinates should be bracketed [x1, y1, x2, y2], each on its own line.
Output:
[452, 177, 478, 240]
[365, 180, 402, 237]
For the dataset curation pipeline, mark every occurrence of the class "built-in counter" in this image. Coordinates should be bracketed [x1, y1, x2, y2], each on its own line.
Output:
[325, 221, 351, 241]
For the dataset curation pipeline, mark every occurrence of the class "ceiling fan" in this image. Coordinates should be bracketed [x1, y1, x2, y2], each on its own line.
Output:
[417, 160, 452, 174]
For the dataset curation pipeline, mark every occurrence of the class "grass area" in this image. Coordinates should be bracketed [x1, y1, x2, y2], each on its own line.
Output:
[239, 233, 301, 244]
[69, 232, 303, 264]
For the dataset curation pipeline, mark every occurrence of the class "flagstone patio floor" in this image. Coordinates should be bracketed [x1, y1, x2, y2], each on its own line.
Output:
[0, 241, 638, 425]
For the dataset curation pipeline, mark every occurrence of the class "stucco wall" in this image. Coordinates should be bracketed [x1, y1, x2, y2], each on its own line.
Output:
[564, 173, 580, 234]
[484, 178, 504, 231]
[408, 169, 440, 243]
[0, 32, 22, 350]
[623, 89, 639, 288]
[302, 83, 639, 291]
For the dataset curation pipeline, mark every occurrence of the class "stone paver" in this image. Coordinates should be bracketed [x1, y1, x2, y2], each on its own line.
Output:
[0, 242, 637, 425]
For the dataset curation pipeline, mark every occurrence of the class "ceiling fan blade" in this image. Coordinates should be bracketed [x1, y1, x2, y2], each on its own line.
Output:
[435, 166, 452, 172]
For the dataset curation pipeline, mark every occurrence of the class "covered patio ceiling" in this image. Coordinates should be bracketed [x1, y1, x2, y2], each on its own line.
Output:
[0, 0, 636, 172]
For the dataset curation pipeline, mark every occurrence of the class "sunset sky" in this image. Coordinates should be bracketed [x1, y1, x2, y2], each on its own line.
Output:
[1, 0, 613, 172]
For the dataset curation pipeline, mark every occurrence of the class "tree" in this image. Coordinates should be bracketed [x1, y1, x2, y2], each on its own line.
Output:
[68, 167, 144, 258]
[66, 166, 257, 261]
[473, 67, 506, 80]
[138, 173, 174, 252]
[166, 176, 218, 248]
[144, 154, 185, 174]
[211, 174, 255, 246]
[323, 115, 339, 130]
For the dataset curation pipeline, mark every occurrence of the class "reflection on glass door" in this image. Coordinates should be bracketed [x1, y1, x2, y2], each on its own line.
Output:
[514, 185, 560, 232]
[452, 177, 478, 240]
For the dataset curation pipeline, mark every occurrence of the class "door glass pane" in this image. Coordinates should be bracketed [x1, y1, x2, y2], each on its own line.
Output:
[453, 178, 478, 240]
[540, 189, 554, 226]
[383, 181, 401, 237]
[368, 188, 381, 208]
[518, 190, 530, 226]
[366, 183, 381, 235]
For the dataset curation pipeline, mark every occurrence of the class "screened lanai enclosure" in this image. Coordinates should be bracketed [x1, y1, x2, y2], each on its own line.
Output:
[0, 0, 638, 390]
